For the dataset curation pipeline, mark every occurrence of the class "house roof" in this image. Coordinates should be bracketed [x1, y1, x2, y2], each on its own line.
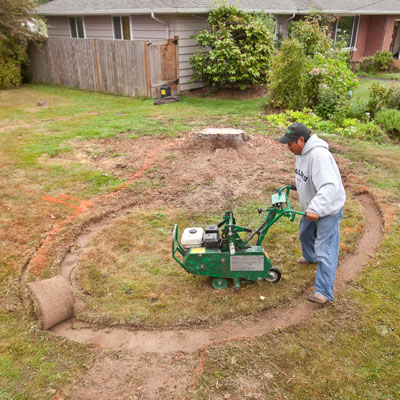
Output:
[36, 0, 400, 16]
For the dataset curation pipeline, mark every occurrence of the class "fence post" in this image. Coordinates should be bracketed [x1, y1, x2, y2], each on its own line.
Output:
[51, 38, 61, 84]
[93, 39, 102, 92]
[144, 42, 151, 97]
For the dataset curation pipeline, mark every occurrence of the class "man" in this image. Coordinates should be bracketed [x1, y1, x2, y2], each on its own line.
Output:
[279, 123, 346, 304]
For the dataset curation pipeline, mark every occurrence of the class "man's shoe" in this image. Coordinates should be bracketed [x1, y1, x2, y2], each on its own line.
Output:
[296, 256, 309, 264]
[307, 292, 329, 304]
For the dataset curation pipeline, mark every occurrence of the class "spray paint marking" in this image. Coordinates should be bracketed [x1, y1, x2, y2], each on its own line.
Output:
[31, 142, 175, 276]
[106, 142, 175, 197]
[30, 195, 92, 276]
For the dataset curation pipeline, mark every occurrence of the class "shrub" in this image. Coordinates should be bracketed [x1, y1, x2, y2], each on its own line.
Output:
[357, 56, 375, 73]
[374, 109, 400, 137]
[336, 120, 386, 142]
[373, 50, 394, 71]
[270, 12, 357, 119]
[0, 37, 27, 88]
[288, 13, 333, 57]
[268, 39, 309, 109]
[190, 4, 275, 89]
[387, 83, 400, 109]
[0, 0, 46, 89]
[357, 51, 396, 74]
[265, 109, 386, 142]
[285, 109, 323, 128]
[347, 100, 370, 121]
[308, 51, 358, 119]
[368, 82, 393, 116]
[315, 83, 337, 118]
[265, 109, 322, 129]
[391, 59, 400, 72]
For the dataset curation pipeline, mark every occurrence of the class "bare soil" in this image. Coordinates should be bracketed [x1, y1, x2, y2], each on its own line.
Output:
[23, 133, 383, 399]
[53, 133, 293, 211]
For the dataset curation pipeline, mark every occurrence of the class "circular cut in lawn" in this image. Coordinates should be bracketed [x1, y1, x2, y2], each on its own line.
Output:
[77, 194, 364, 328]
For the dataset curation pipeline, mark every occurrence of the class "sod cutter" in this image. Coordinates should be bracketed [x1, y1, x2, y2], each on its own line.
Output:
[172, 185, 305, 290]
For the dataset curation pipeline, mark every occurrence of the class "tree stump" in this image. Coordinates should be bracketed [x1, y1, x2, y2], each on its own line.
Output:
[197, 128, 247, 148]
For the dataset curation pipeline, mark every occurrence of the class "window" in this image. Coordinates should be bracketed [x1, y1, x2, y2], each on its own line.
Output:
[69, 17, 85, 38]
[332, 16, 360, 49]
[113, 16, 131, 40]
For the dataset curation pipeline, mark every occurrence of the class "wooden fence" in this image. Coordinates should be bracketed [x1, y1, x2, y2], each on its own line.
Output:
[29, 37, 179, 98]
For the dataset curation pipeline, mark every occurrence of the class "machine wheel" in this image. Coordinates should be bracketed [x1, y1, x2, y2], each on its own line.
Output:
[212, 277, 228, 289]
[265, 267, 281, 283]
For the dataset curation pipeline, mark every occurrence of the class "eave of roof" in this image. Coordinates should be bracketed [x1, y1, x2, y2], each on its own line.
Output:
[36, 8, 400, 16]
[36, 8, 297, 16]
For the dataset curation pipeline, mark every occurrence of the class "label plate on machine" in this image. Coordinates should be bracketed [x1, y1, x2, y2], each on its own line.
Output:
[230, 255, 264, 271]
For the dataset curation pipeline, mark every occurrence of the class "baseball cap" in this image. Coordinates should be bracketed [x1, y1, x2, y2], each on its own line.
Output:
[278, 123, 311, 144]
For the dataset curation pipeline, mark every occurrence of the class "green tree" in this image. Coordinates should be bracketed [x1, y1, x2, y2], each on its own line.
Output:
[190, 3, 275, 89]
[0, 0, 45, 88]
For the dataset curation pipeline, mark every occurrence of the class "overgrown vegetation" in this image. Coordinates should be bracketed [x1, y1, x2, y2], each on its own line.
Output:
[287, 13, 334, 56]
[375, 109, 400, 137]
[268, 13, 358, 120]
[356, 50, 400, 74]
[0, 0, 45, 88]
[190, 4, 275, 89]
[267, 39, 308, 110]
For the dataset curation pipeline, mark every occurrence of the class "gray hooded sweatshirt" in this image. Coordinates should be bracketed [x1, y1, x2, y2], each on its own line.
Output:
[295, 134, 345, 217]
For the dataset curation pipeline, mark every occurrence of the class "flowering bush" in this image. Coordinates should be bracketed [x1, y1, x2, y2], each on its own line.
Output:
[307, 51, 358, 118]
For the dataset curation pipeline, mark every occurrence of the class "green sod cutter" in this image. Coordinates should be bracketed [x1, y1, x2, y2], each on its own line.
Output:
[172, 185, 305, 290]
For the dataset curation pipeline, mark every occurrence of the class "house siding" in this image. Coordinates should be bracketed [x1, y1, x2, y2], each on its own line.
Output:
[174, 15, 208, 91]
[353, 15, 368, 60]
[85, 16, 113, 39]
[46, 16, 70, 37]
[131, 14, 175, 40]
[365, 16, 387, 56]
[354, 15, 393, 60]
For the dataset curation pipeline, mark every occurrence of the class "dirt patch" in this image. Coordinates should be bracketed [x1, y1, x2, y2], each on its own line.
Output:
[47, 133, 293, 211]
[63, 351, 197, 400]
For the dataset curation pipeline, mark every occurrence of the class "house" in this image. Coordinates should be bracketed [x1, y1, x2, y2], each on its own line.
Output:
[35, 0, 400, 96]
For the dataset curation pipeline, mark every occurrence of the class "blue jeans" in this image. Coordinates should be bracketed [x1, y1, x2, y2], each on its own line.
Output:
[299, 208, 343, 301]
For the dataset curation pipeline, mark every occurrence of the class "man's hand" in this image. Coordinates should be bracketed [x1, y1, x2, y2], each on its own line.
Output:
[305, 211, 320, 222]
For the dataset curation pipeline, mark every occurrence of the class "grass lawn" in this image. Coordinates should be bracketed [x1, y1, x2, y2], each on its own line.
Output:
[352, 77, 394, 103]
[0, 83, 399, 399]
[357, 71, 400, 81]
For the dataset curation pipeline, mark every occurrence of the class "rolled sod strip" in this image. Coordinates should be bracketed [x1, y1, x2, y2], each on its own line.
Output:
[27, 275, 75, 330]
